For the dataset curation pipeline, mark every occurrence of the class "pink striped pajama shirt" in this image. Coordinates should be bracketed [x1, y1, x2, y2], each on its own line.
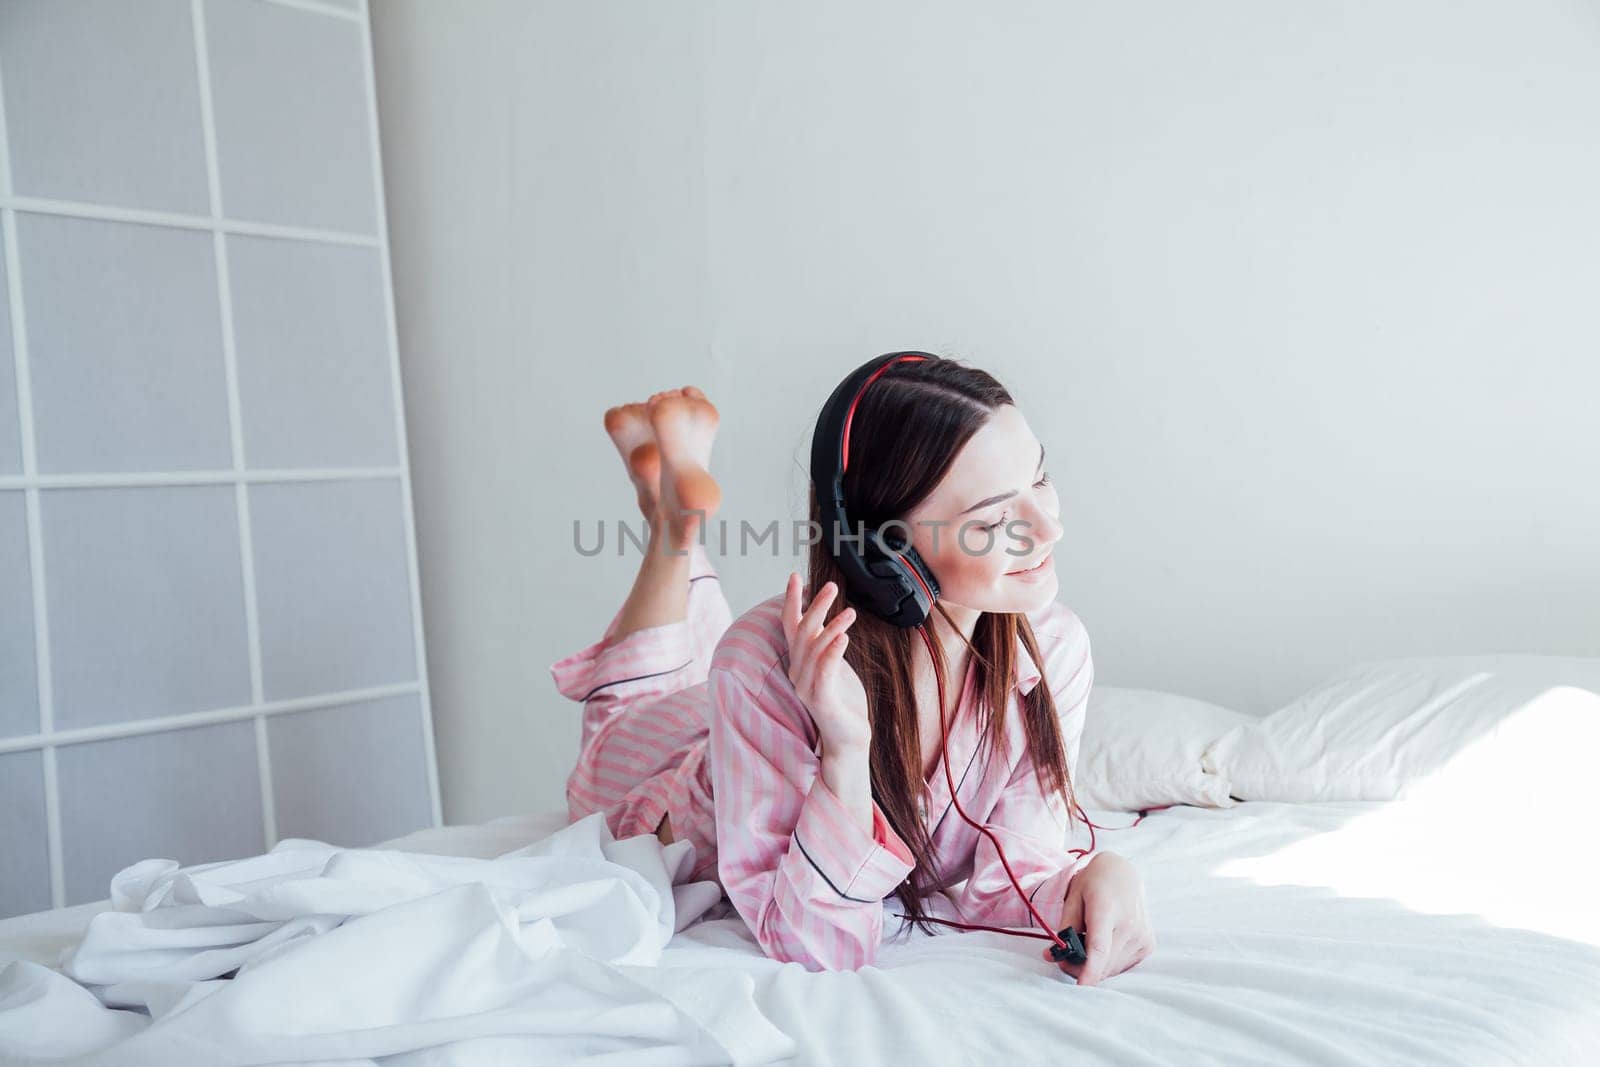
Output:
[552, 543, 1096, 972]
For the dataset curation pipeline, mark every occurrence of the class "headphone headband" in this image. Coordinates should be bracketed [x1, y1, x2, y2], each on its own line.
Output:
[808, 352, 942, 628]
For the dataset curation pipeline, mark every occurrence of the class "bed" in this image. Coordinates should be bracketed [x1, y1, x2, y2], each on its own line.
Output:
[3, 656, 1598, 1065]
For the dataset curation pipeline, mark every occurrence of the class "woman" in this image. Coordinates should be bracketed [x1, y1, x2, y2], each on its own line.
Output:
[553, 357, 1154, 980]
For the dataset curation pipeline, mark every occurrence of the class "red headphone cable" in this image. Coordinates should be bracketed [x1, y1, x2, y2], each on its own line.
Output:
[890, 623, 1166, 951]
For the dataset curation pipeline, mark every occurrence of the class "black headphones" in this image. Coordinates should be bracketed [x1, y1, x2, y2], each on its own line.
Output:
[808, 352, 943, 628]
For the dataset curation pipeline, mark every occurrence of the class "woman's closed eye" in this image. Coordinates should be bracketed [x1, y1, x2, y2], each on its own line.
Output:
[981, 472, 1052, 531]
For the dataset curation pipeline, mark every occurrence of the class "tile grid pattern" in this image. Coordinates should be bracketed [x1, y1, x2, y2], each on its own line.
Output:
[0, 0, 440, 916]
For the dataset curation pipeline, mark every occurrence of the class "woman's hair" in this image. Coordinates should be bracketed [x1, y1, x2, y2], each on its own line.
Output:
[804, 354, 1078, 936]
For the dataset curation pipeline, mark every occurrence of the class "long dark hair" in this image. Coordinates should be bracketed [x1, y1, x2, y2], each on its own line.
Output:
[805, 354, 1078, 936]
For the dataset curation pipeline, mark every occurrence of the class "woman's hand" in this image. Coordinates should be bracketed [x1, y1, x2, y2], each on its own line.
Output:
[781, 574, 869, 753]
[1045, 852, 1155, 986]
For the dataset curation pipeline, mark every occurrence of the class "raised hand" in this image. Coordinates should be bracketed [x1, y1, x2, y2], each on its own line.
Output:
[781, 574, 869, 753]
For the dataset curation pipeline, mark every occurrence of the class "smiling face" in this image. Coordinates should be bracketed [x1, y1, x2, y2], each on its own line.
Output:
[902, 403, 1063, 614]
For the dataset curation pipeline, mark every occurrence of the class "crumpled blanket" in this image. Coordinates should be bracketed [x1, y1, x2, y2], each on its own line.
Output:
[0, 812, 794, 1066]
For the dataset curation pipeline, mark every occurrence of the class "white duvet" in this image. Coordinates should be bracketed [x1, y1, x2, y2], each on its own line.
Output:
[0, 814, 788, 1065]
[2, 799, 1598, 1066]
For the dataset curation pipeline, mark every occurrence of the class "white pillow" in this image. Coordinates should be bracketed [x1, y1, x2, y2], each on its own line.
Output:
[1074, 687, 1251, 811]
[1202, 655, 1600, 803]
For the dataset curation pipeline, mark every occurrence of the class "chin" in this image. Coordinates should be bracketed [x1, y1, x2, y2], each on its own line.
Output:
[948, 572, 1060, 615]
[1013, 578, 1059, 611]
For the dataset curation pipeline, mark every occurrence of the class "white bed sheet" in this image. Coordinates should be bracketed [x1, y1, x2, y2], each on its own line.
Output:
[3, 801, 1597, 1065]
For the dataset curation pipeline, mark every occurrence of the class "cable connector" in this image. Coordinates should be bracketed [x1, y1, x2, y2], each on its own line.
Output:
[1048, 926, 1087, 965]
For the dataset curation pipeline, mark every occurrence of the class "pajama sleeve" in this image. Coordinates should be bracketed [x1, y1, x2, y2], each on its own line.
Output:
[941, 627, 1095, 930]
[707, 663, 917, 972]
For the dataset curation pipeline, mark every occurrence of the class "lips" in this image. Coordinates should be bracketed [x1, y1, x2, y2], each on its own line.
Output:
[1007, 551, 1053, 575]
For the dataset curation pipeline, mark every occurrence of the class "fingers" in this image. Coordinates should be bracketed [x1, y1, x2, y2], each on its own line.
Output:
[1044, 886, 1114, 986]
[814, 604, 857, 652]
[792, 602, 856, 695]
[797, 580, 839, 643]
[1048, 924, 1155, 985]
[1077, 927, 1112, 987]
[1048, 929, 1109, 985]
[781, 572, 802, 647]
[1076, 890, 1118, 986]
[1057, 886, 1085, 934]
[782, 576, 841, 655]
[1129, 930, 1157, 967]
[782, 576, 856, 691]
[1043, 887, 1085, 968]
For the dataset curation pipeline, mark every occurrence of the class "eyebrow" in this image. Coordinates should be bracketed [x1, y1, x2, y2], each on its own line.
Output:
[958, 443, 1046, 515]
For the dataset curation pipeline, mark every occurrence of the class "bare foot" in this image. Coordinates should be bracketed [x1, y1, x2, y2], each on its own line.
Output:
[648, 389, 721, 552]
[603, 402, 661, 519]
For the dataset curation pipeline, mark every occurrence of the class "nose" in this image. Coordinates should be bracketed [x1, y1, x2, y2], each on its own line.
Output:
[1021, 496, 1064, 551]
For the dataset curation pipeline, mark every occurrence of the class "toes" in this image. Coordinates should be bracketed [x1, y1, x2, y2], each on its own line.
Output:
[648, 394, 691, 436]
[648, 387, 701, 406]
[649, 394, 717, 434]
[604, 402, 650, 438]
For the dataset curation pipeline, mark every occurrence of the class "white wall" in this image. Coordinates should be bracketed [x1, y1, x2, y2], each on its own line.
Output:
[372, 1, 1600, 825]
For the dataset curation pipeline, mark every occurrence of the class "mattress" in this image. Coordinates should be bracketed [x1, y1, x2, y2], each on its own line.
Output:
[2, 800, 1597, 1065]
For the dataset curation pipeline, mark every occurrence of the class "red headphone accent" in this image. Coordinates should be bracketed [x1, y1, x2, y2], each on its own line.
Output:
[840, 353, 927, 475]
[838, 354, 940, 610]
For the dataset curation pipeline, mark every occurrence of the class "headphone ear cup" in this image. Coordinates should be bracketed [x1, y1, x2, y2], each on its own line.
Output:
[898, 546, 941, 604]
[862, 529, 940, 627]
